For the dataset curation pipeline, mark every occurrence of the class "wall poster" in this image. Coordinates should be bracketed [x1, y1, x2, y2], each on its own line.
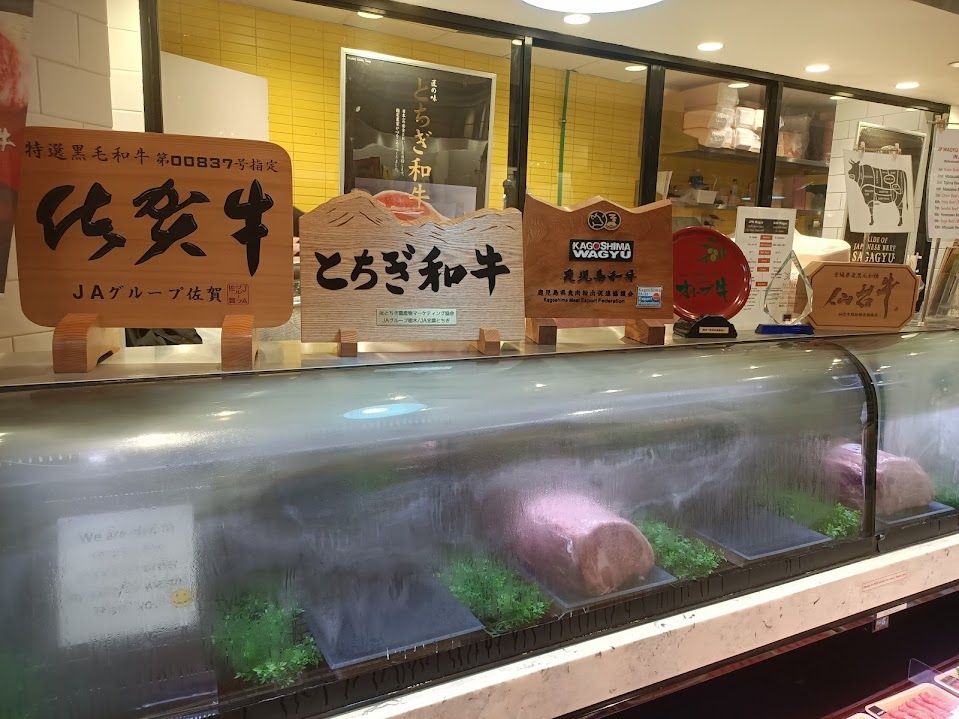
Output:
[341, 49, 495, 220]
[0, 0, 33, 292]
[927, 127, 959, 241]
[843, 123, 928, 264]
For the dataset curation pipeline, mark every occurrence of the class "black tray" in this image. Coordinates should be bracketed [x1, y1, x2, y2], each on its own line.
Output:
[693, 507, 830, 563]
[534, 565, 676, 613]
[304, 573, 483, 670]
[878, 501, 955, 530]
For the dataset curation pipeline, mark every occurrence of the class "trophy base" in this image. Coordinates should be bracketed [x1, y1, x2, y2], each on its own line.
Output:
[674, 316, 737, 339]
[755, 323, 814, 335]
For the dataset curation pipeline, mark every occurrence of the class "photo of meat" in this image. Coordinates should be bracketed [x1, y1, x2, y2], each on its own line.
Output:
[0, 3, 31, 290]
[373, 189, 447, 223]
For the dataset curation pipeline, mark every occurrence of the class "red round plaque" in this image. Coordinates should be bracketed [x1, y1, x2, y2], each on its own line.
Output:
[672, 227, 751, 321]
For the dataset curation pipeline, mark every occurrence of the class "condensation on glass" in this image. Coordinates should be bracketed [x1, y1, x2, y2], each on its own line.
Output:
[0, 337, 900, 717]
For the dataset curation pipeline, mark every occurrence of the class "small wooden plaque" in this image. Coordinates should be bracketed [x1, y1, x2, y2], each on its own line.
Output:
[523, 195, 673, 321]
[806, 261, 919, 331]
[15, 127, 293, 330]
[300, 191, 524, 344]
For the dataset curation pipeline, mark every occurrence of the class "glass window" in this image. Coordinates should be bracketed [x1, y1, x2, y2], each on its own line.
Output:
[158, 0, 513, 215]
[528, 48, 645, 207]
[774, 88, 836, 238]
[659, 70, 764, 235]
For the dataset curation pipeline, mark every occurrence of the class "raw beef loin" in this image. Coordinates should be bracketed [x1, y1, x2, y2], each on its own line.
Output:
[507, 493, 655, 597]
[822, 443, 934, 516]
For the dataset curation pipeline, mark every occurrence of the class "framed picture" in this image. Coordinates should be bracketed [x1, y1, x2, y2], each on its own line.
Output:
[928, 242, 959, 321]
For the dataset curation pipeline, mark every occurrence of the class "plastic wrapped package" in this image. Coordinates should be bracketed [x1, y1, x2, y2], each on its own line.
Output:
[733, 127, 759, 151]
[683, 107, 735, 131]
[685, 126, 734, 149]
[681, 82, 740, 110]
[733, 106, 757, 130]
[778, 130, 808, 159]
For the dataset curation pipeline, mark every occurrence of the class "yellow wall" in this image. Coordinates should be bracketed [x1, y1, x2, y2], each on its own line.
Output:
[527, 65, 644, 207]
[159, 0, 510, 211]
[159, 1, 647, 213]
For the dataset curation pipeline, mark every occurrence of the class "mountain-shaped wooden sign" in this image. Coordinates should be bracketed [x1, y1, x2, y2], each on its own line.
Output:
[522, 194, 673, 344]
[300, 191, 524, 354]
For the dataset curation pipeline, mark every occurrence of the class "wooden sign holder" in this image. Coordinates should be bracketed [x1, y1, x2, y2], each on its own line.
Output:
[333, 326, 503, 357]
[50, 313, 260, 373]
[524, 318, 667, 346]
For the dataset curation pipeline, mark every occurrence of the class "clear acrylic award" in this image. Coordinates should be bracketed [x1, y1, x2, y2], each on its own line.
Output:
[755, 250, 814, 335]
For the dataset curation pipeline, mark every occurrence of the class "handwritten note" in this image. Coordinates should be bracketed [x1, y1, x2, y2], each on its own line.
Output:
[57, 504, 197, 646]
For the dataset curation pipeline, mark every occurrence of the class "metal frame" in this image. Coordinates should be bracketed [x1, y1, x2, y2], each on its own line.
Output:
[140, 0, 952, 219]
[338, 47, 496, 209]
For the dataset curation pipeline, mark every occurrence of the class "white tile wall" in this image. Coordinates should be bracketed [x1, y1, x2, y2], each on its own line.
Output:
[108, 27, 140, 72]
[108, 0, 143, 132]
[110, 68, 143, 112]
[835, 99, 869, 123]
[107, 0, 139, 31]
[1, 0, 114, 351]
[111, 108, 142, 130]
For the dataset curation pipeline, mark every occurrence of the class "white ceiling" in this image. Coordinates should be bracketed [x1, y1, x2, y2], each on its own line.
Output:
[387, 0, 959, 108]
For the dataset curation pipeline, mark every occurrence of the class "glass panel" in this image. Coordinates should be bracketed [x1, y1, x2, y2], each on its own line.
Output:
[659, 70, 764, 235]
[528, 48, 645, 207]
[775, 88, 836, 238]
[0, 341, 868, 716]
[158, 0, 512, 214]
[840, 331, 959, 527]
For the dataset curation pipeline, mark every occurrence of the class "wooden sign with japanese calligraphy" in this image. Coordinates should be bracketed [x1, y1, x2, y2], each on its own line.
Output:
[300, 191, 523, 354]
[522, 195, 673, 344]
[805, 261, 919, 331]
[15, 127, 292, 371]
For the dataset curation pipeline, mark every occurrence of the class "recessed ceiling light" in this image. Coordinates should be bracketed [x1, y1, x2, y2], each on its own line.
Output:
[804, 63, 830, 73]
[625, 64, 646, 72]
[697, 41, 724, 52]
[950, 61, 959, 69]
[522, 0, 663, 11]
[728, 82, 749, 89]
[356, 10, 383, 19]
[512, 38, 523, 45]
[895, 81, 920, 90]
[906, 107, 920, 112]
[564, 12, 590, 23]
[829, 95, 845, 101]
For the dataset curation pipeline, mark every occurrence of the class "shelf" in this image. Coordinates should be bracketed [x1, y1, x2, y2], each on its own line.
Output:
[662, 147, 830, 174]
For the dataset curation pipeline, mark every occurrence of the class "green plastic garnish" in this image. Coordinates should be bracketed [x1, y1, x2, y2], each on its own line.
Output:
[637, 519, 722, 580]
[767, 490, 861, 539]
[212, 594, 322, 687]
[440, 556, 550, 635]
[935, 484, 959, 509]
[0, 650, 39, 718]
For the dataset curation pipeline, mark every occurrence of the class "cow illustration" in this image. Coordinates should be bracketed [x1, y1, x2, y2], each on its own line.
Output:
[847, 160, 909, 226]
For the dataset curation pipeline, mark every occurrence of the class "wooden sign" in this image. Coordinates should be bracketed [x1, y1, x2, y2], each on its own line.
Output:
[522, 195, 673, 343]
[300, 191, 524, 354]
[806, 261, 919, 331]
[15, 127, 292, 371]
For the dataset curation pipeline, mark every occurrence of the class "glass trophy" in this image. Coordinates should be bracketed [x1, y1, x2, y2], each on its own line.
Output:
[755, 251, 814, 335]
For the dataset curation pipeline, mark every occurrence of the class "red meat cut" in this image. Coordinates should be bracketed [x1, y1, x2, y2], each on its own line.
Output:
[822, 443, 934, 517]
[506, 493, 655, 597]
[374, 190, 446, 222]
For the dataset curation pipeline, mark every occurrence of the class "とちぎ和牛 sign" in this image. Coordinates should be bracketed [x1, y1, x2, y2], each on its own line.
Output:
[523, 195, 673, 320]
[299, 191, 524, 342]
[15, 127, 293, 328]
[805, 261, 918, 331]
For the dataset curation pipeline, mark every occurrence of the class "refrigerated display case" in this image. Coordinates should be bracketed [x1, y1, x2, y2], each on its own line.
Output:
[1, 331, 956, 718]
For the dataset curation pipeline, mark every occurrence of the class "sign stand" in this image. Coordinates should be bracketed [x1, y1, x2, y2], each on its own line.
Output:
[525, 317, 558, 346]
[473, 327, 501, 356]
[221, 314, 258, 371]
[52, 313, 121, 373]
[525, 318, 666, 346]
[333, 326, 502, 356]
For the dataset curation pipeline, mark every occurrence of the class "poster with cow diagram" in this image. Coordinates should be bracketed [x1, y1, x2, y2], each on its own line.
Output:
[843, 123, 928, 264]
[844, 149, 915, 234]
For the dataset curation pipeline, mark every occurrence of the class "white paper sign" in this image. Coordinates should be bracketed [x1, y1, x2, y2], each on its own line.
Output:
[57, 504, 198, 646]
[844, 151, 915, 234]
[927, 128, 959, 240]
[732, 207, 796, 329]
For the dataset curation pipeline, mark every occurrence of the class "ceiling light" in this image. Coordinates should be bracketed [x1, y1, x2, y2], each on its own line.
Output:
[697, 41, 724, 52]
[522, 0, 664, 12]
[625, 64, 646, 72]
[356, 10, 383, 19]
[895, 81, 919, 90]
[728, 82, 749, 89]
[804, 63, 830, 73]
[829, 95, 845, 101]
[564, 13, 590, 23]
[512, 39, 523, 45]
[950, 61, 959, 69]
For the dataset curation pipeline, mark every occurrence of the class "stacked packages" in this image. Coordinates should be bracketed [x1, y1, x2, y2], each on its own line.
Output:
[680, 82, 763, 152]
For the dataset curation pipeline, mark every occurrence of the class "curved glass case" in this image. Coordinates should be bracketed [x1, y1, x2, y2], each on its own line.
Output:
[2, 333, 953, 718]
